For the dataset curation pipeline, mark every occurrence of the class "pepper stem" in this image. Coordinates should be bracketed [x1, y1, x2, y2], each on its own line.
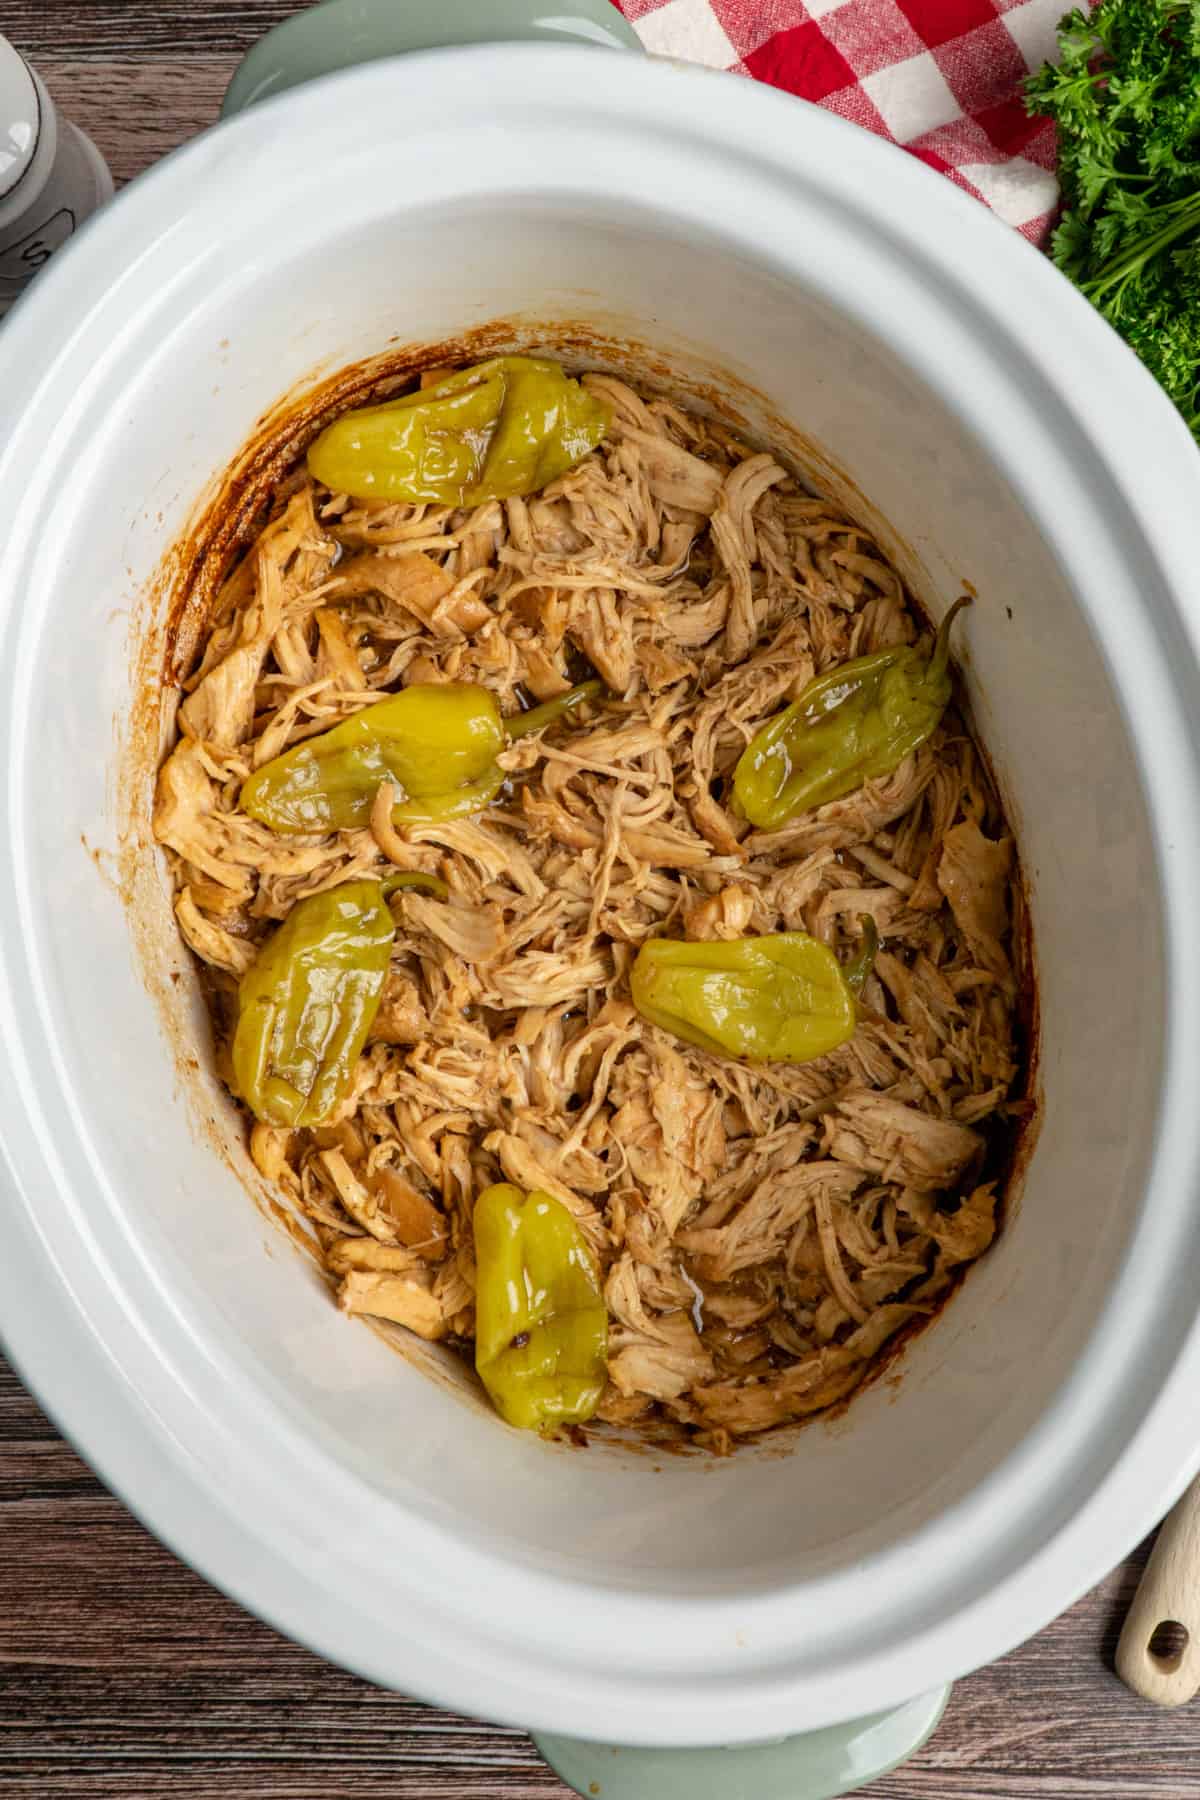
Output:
[927, 593, 972, 682]
[506, 679, 604, 740]
[380, 870, 450, 901]
[842, 914, 879, 998]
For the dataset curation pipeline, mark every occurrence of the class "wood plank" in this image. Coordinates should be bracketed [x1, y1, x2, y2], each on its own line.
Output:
[6, 3, 309, 59]
[33, 58, 234, 187]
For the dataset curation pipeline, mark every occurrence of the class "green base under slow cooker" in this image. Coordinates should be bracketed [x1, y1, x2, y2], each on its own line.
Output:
[534, 1686, 951, 1799]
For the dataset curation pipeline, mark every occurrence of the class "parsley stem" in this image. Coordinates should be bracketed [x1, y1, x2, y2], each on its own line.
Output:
[1083, 191, 1200, 299]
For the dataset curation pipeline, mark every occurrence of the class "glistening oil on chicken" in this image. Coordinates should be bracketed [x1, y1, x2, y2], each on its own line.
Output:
[153, 355, 1030, 1454]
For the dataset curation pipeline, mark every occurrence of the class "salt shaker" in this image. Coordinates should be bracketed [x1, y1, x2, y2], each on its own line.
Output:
[0, 35, 113, 318]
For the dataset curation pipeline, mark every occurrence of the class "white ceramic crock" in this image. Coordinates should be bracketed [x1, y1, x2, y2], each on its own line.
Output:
[2, 15, 1200, 1799]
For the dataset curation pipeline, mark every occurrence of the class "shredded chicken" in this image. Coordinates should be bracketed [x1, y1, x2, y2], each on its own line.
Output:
[155, 369, 1028, 1450]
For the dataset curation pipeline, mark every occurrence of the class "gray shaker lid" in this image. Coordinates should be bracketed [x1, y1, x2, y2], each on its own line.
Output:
[0, 38, 40, 202]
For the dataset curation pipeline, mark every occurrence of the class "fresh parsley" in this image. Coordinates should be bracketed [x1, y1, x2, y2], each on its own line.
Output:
[1026, 0, 1200, 440]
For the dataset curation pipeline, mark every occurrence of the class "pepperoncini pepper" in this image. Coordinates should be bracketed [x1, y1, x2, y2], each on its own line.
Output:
[232, 878, 397, 1129]
[240, 683, 506, 834]
[306, 356, 610, 506]
[242, 678, 610, 837]
[631, 928, 878, 1063]
[734, 596, 971, 829]
[473, 1183, 608, 1433]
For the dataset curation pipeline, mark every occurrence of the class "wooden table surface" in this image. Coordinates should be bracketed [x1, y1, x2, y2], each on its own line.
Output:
[3, 4, 1198, 1794]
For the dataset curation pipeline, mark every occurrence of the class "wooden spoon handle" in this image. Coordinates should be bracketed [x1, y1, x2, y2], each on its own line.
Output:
[1117, 1477, 1200, 1707]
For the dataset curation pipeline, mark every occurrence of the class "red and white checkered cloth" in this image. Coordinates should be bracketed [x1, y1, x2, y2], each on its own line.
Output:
[613, 0, 1065, 243]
